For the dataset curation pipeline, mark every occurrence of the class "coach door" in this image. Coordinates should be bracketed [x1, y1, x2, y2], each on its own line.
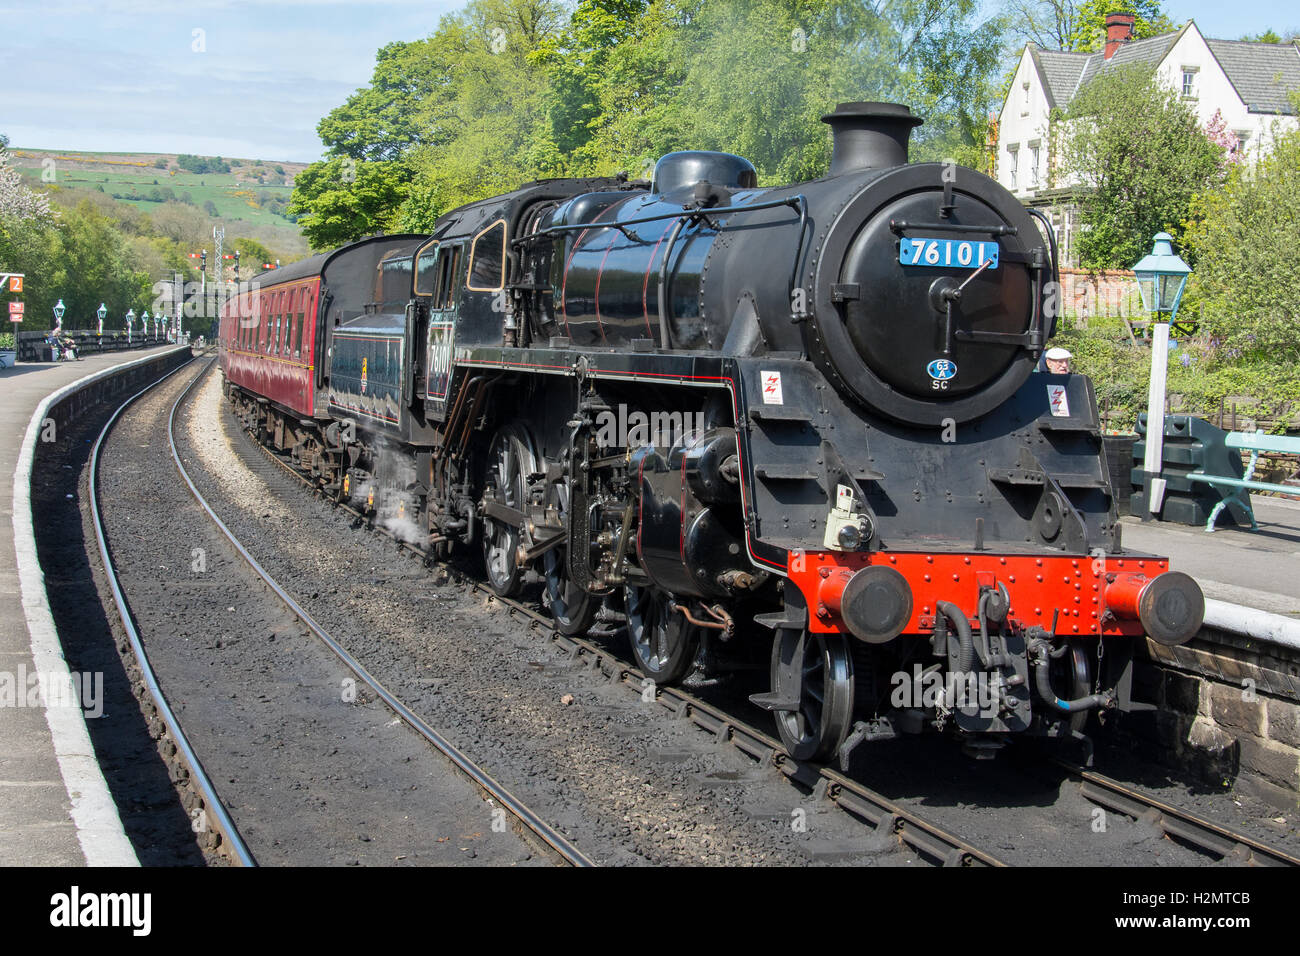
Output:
[414, 238, 463, 422]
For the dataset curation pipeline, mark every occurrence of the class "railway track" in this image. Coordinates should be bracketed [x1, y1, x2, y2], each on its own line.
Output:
[171, 361, 594, 867]
[1049, 758, 1300, 867]
[89, 356, 255, 867]
[226, 379, 1005, 867]
[211, 363, 1300, 868]
[94, 356, 593, 866]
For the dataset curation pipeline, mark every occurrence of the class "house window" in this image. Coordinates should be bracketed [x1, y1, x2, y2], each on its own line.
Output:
[1234, 130, 1250, 156]
[1029, 142, 1041, 188]
[1007, 146, 1019, 187]
[1021, 82, 1030, 115]
[1181, 67, 1198, 98]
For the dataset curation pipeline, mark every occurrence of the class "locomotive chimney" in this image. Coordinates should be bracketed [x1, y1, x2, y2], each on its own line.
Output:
[821, 102, 924, 176]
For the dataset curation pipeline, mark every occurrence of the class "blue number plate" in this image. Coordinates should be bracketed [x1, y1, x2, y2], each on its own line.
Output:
[899, 237, 999, 270]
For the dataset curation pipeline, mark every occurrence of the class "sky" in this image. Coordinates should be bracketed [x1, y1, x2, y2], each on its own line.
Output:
[1, 0, 1297, 164]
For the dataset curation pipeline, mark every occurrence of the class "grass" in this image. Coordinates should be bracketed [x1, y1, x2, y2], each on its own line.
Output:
[9, 148, 305, 241]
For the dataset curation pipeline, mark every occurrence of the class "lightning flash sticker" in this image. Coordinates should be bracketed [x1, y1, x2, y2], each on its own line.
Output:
[760, 370, 784, 405]
[1047, 384, 1070, 417]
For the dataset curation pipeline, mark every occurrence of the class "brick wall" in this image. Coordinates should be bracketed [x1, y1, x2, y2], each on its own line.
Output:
[1107, 631, 1300, 808]
[1058, 268, 1145, 326]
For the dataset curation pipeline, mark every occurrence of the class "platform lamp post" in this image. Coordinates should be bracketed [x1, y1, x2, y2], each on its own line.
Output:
[1132, 232, 1192, 519]
[53, 298, 65, 333]
[97, 303, 106, 338]
[125, 308, 135, 346]
[142, 309, 151, 342]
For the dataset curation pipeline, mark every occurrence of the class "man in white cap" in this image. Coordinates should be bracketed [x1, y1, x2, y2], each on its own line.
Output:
[1043, 346, 1071, 374]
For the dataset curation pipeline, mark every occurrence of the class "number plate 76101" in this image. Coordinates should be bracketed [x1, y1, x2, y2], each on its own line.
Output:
[899, 237, 999, 270]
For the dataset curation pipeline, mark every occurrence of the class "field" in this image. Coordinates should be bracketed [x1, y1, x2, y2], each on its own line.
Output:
[10, 148, 310, 257]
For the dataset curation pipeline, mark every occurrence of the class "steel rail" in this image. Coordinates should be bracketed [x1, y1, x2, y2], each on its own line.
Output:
[1051, 757, 1300, 867]
[89, 355, 256, 866]
[228, 376, 1300, 870]
[471, 584, 1004, 867]
[172, 364, 594, 867]
[235, 406, 1005, 867]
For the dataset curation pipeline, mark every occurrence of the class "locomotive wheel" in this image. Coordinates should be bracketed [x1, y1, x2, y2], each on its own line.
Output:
[1051, 639, 1093, 734]
[541, 483, 596, 635]
[544, 551, 597, 635]
[770, 629, 855, 762]
[481, 426, 535, 598]
[625, 584, 699, 684]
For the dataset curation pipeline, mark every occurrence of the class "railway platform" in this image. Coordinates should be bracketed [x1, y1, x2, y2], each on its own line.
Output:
[1122, 497, 1300, 617]
[1, 346, 187, 866]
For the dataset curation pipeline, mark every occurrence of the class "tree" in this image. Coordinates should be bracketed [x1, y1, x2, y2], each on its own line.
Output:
[0, 142, 52, 223]
[532, 0, 648, 161]
[396, 0, 569, 230]
[1184, 120, 1300, 368]
[1002, 0, 1084, 50]
[316, 38, 460, 162]
[233, 236, 279, 268]
[562, 0, 1004, 182]
[297, 0, 1007, 238]
[1059, 64, 1224, 268]
[287, 157, 409, 249]
[1003, 0, 1173, 51]
[1241, 29, 1300, 43]
[1066, 0, 1173, 51]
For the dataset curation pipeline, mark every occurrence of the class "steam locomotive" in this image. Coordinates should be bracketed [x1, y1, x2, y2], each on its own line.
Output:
[219, 102, 1204, 764]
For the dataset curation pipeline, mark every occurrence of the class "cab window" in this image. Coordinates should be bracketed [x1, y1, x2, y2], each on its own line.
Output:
[414, 241, 439, 297]
[466, 221, 506, 292]
[439, 245, 463, 310]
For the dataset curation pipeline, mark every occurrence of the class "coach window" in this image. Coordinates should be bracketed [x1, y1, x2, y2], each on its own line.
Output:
[284, 289, 296, 354]
[274, 291, 285, 353]
[466, 220, 506, 292]
[285, 290, 295, 359]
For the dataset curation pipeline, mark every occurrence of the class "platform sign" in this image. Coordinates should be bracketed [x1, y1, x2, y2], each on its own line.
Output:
[8, 276, 21, 293]
[8, 300, 24, 321]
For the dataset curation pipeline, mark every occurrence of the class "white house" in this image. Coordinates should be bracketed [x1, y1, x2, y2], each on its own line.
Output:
[996, 14, 1300, 265]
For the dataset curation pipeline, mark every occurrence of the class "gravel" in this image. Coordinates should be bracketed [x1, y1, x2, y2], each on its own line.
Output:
[66, 355, 1298, 867]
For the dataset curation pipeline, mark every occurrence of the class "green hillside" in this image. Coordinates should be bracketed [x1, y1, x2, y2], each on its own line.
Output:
[10, 148, 309, 258]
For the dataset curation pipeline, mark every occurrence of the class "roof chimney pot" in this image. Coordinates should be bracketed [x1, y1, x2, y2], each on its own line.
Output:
[1104, 12, 1136, 60]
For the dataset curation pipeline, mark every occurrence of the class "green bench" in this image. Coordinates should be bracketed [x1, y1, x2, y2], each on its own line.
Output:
[1186, 430, 1300, 532]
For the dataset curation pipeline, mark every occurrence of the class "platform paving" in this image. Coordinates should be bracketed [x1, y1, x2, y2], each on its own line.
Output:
[0, 347, 182, 866]
[1121, 497, 1300, 617]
